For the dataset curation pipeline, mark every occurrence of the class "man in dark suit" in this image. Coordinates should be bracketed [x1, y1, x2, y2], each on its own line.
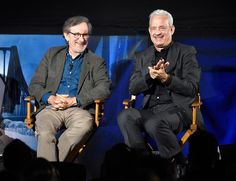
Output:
[29, 16, 111, 161]
[118, 9, 204, 161]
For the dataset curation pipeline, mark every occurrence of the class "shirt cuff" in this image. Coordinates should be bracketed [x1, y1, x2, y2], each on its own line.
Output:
[145, 73, 153, 85]
[163, 74, 172, 86]
[76, 97, 81, 106]
[42, 93, 52, 105]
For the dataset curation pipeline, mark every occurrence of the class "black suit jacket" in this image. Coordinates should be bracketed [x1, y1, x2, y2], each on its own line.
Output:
[129, 42, 204, 127]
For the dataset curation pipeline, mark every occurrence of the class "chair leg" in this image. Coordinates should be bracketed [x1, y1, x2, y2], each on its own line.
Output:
[64, 142, 87, 162]
[179, 128, 197, 148]
[64, 125, 97, 162]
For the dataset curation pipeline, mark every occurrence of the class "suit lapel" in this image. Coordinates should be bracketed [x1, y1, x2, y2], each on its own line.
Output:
[143, 46, 156, 68]
[141, 47, 155, 107]
[77, 52, 90, 93]
[54, 49, 67, 91]
[142, 45, 179, 74]
[166, 43, 178, 73]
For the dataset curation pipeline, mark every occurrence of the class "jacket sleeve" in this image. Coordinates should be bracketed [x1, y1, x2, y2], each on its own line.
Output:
[78, 58, 112, 107]
[166, 46, 201, 97]
[129, 52, 154, 96]
[28, 50, 51, 107]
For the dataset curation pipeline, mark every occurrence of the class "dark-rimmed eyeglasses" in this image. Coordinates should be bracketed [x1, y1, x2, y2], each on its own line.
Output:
[69, 31, 89, 39]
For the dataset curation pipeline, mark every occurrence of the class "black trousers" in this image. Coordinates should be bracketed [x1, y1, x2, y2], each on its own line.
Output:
[117, 103, 185, 159]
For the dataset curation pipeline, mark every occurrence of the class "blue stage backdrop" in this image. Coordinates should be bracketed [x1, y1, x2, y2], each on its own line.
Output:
[1, 35, 236, 144]
[0, 35, 236, 178]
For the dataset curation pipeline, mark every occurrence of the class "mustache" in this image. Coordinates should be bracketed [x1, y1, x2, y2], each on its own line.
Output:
[153, 34, 162, 38]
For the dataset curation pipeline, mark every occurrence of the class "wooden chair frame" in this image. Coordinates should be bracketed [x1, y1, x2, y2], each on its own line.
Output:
[24, 96, 104, 162]
[123, 93, 202, 148]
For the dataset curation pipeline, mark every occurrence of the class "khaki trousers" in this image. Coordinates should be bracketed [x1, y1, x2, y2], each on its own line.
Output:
[35, 106, 93, 161]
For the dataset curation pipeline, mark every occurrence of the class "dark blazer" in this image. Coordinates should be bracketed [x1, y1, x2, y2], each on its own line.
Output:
[29, 46, 111, 113]
[129, 42, 204, 127]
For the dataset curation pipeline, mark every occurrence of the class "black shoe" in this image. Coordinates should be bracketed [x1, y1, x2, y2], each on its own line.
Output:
[171, 152, 187, 179]
[151, 150, 160, 156]
[176, 163, 186, 179]
[171, 152, 187, 164]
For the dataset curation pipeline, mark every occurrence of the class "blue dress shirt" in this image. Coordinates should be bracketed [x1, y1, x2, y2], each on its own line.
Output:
[42, 52, 84, 105]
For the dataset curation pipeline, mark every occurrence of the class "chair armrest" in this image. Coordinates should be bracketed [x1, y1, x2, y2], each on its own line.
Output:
[191, 93, 202, 126]
[123, 95, 137, 109]
[94, 99, 104, 127]
[180, 93, 202, 147]
[24, 96, 36, 129]
[191, 93, 202, 108]
[123, 99, 135, 109]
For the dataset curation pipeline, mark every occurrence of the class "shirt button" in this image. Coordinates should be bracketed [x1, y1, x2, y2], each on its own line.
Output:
[157, 96, 160, 99]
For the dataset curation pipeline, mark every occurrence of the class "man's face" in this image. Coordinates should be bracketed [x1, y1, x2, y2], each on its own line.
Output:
[64, 22, 89, 55]
[149, 15, 175, 49]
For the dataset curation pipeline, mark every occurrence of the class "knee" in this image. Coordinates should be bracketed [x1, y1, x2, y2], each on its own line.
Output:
[72, 117, 94, 134]
[84, 117, 94, 131]
[71, 111, 94, 130]
[145, 120, 157, 134]
[35, 120, 51, 133]
[35, 111, 55, 131]
[36, 130, 56, 144]
[145, 119, 167, 134]
[117, 109, 133, 127]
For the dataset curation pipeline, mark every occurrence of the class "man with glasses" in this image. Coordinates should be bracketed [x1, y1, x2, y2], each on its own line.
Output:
[28, 16, 111, 161]
[118, 9, 204, 165]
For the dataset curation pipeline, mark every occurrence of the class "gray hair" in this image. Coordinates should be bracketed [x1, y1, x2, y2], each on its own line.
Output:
[149, 9, 174, 26]
[62, 16, 92, 34]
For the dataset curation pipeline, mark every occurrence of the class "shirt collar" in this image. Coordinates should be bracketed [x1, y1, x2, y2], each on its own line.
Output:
[66, 50, 85, 60]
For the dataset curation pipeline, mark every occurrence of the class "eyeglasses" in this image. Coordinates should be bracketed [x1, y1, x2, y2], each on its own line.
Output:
[149, 25, 170, 32]
[69, 31, 89, 39]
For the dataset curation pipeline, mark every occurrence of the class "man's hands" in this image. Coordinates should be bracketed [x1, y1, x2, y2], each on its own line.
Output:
[148, 59, 170, 83]
[47, 94, 77, 110]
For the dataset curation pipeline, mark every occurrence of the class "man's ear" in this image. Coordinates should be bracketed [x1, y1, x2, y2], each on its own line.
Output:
[171, 25, 175, 35]
[148, 27, 151, 34]
[63, 32, 69, 42]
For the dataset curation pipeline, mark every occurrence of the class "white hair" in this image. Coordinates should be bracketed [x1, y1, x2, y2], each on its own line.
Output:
[149, 9, 174, 26]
